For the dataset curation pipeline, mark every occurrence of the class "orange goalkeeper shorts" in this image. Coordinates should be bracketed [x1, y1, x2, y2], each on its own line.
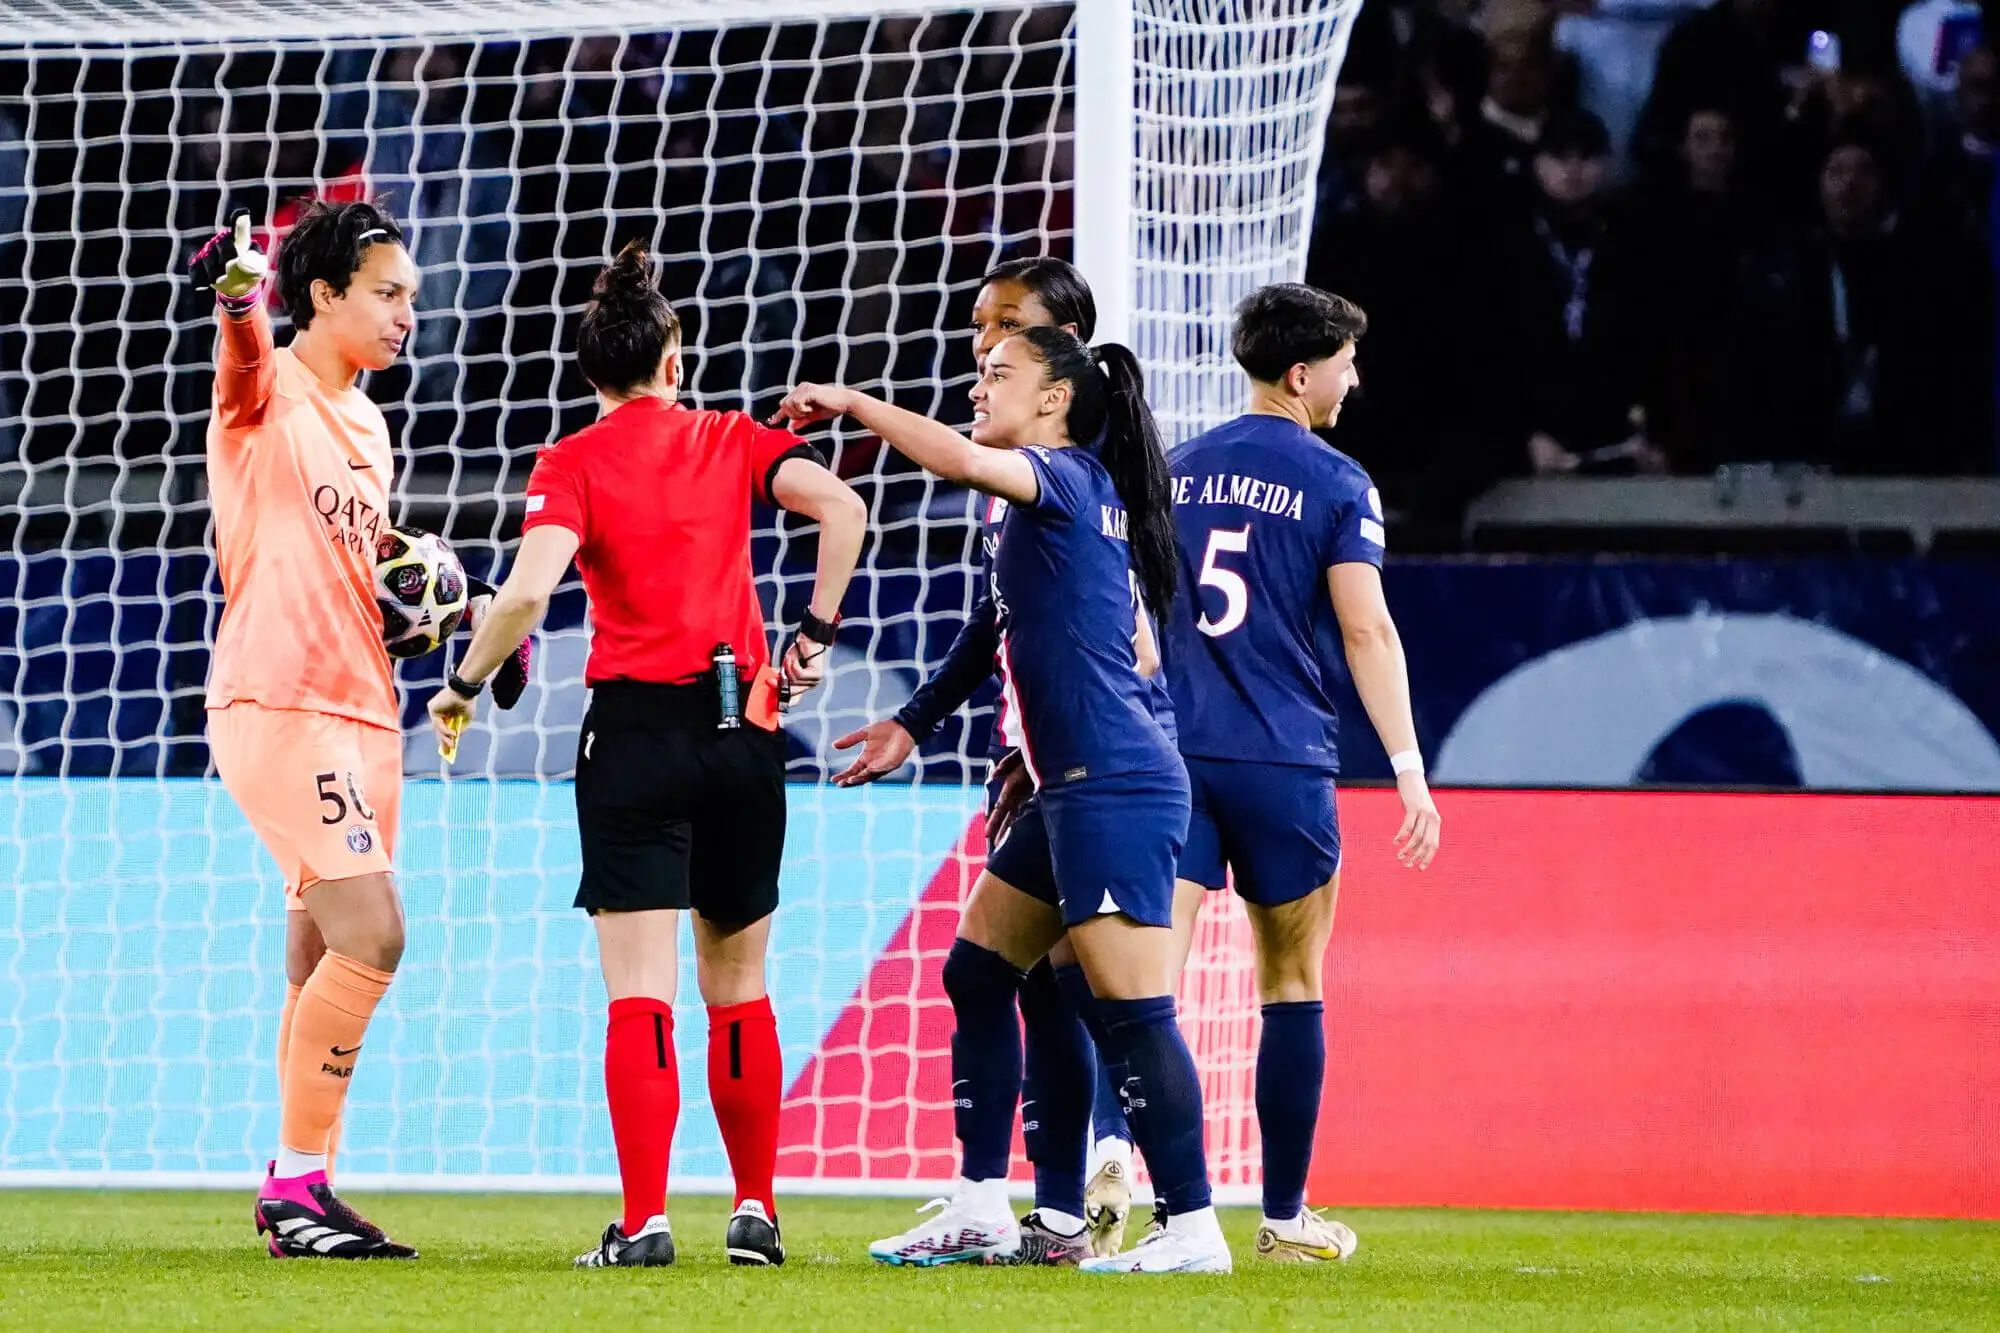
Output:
[209, 701, 402, 908]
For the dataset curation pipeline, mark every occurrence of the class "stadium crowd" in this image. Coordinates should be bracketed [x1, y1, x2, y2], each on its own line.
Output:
[3, 1, 1996, 557]
[1309, 0, 2000, 542]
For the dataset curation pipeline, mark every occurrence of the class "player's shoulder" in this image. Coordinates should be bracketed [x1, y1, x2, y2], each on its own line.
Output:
[1309, 440, 1376, 500]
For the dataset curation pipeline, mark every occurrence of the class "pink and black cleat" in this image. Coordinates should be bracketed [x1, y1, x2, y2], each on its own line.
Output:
[255, 1162, 417, 1259]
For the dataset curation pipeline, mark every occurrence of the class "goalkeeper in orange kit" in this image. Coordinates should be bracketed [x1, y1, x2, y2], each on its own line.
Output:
[192, 200, 429, 1259]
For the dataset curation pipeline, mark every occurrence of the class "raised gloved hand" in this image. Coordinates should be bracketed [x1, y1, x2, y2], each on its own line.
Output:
[188, 209, 269, 312]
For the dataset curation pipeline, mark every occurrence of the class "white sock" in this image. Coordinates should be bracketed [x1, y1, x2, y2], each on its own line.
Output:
[1261, 1211, 1305, 1239]
[1036, 1208, 1086, 1236]
[1095, 1136, 1133, 1173]
[273, 1147, 327, 1179]
[1165, 1205, 1224, 1243]
[959, 1176, 1011, 1221]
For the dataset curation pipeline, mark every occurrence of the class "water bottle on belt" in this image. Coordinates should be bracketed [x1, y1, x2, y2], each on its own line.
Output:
[712, 642, 741, 730]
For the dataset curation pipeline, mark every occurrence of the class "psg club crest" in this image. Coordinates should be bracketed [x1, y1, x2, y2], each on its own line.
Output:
[346, 827, 373, 855]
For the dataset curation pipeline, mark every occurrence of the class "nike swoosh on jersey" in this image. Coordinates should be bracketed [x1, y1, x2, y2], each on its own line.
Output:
[330, 1044, 362, 1056]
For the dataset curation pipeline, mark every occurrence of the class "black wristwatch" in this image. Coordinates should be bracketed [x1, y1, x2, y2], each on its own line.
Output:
[446, 671, 486, 700]
[798, 608, 840, 646]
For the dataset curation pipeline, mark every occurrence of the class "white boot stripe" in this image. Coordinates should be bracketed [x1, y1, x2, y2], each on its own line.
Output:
[311, 1231, 361, 1253]
[275, 1218, 316, 1235]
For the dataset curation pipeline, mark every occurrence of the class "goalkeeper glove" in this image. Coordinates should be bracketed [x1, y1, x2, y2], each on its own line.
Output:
[465, 576, 532, 710]
[188, 209, 269, 315]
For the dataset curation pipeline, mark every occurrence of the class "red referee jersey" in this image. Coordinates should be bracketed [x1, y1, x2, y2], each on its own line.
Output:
[520, 396, 817, 685]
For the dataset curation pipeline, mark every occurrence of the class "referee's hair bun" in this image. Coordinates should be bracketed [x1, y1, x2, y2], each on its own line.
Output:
[579, 239, 682, 394]
[593, 239, 658, 307]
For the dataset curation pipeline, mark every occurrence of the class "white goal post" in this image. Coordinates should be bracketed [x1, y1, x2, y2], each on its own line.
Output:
[0, 0, 1360, 1195]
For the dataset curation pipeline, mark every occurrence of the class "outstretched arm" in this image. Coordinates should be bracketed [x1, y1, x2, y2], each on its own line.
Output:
[771, 384, 1041, 506]
[1329, 562, 1441, 869]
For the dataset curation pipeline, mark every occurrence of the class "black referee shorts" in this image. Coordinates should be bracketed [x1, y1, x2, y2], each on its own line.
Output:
[573, 680, 787, 924]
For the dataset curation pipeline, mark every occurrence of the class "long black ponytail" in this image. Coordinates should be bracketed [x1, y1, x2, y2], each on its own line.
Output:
[1015, 326, 1178, 622]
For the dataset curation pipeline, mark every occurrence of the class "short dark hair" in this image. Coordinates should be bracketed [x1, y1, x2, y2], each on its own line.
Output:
[982, 256, 1097, 341]
[274, 199, 405, 331]
[1231, 283, 1367, 384]
[1536, 108, 1611, 161]
[578, 240, 682, 394]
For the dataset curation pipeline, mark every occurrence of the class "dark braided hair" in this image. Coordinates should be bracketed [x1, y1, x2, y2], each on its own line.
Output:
[274, 200, 405, 331]
[578, 239, 682, 394]
[1013, 324, 1177, 621]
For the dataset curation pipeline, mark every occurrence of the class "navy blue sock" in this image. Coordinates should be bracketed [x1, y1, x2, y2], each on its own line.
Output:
[1094, 994, 1212, 1215]
[1257, 1000, 1326, 1220]
[1055, 963, 1131, 1151]
[1017, 960, 1091, 1219]
[940, 939, 1027, 1182]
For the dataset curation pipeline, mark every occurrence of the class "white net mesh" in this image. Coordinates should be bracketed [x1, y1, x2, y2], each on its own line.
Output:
[0, 0, 1354, 1190]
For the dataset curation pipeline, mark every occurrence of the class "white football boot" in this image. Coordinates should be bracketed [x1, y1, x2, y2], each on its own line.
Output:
[1254, 1207, 1359, 1263]
[868, 1186, 1020, 1266]
[1078, 1205, 1231, 1275]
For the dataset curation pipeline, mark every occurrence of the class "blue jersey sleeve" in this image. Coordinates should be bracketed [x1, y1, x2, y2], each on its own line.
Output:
[894, 592, 1000, 740]
[1322, 466, 1386, 569]
[1021, 445, 1092, 522]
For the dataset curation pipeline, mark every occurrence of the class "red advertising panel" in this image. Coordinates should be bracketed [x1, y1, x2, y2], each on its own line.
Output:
[1310, 790, 2000, 1217]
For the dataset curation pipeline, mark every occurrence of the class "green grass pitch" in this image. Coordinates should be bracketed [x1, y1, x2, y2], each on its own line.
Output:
[3, 1191, 1996, 1330]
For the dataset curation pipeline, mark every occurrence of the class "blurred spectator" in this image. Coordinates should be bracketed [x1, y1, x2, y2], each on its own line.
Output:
[1737, 133, 1991, 473]
[1494, 110, 1662, 476]
[1307, 117, 1510, 542]
[1624, 102, 1777, 470]
[1632, 0, 1805, 181]
[1463, 7, 1575, 215]
[1913, 41, 1999, 245]
[1410, 26, 1489, 153]
[1315, 75, 1396, 225]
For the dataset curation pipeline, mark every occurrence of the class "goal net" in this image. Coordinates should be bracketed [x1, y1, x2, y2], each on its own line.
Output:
[0, 0, 1357, 1194]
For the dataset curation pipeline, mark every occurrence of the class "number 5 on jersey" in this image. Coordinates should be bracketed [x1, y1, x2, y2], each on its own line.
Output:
[1196, 525, 1251, 638]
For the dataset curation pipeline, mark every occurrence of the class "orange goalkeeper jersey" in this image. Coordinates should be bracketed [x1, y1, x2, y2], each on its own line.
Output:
[204, 307, 398, 731]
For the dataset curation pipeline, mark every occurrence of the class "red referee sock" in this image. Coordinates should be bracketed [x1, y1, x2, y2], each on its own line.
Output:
[605, 996, 679, 1235]
[707, 996, 782, 1214]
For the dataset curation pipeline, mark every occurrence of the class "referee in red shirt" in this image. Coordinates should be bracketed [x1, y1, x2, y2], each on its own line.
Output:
[427, 241, 866, 1270]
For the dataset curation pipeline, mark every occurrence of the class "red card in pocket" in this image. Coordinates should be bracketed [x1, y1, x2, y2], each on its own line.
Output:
[746, 664, 782, 731]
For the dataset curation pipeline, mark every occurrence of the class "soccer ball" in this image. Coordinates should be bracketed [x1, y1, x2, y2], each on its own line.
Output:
[374, 527, 469, 659]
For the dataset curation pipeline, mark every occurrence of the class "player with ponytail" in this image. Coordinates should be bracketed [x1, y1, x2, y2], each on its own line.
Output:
[776, 330, 1232, 1276]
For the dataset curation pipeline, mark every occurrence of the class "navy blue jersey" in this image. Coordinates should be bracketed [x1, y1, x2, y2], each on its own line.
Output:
[994, 443, 1180, 787]
[1163, 414, 1384, 771]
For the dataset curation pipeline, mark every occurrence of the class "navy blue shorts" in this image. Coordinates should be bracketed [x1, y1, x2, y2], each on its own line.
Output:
[1033, 767, 1189, 929]
[1178, 757, 1340, 907]
[984, 792, 1060, 905]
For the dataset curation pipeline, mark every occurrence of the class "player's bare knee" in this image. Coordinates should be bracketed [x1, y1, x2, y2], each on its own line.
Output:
[1255, 948, 1323, 1005]
[349, 914, 404, 972]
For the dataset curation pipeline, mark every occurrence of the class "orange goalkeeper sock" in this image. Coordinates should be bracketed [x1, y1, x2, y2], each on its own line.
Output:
[279, 952, 391, 1172]
[277, 980, 345, 1180]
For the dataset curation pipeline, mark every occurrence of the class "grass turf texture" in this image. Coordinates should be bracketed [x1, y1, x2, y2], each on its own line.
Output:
[2, 1192, 1995, 1331]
